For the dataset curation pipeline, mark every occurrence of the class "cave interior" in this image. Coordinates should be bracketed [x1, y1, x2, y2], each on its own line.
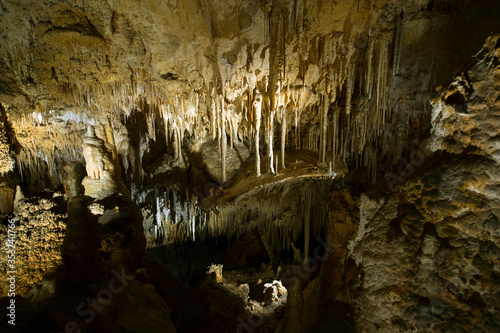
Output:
[0, 0, 500, 332]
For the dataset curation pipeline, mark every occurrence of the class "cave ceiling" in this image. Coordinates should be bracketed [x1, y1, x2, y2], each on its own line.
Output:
[0, 0, 499, 229]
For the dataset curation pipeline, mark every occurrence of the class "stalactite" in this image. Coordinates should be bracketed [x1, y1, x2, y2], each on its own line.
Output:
[143, 186, 208, 245]
[374, 39, 390, 137]
[215, 93, 221, 155]
[332, 111, 338, 160]
[268, 109, 275, 174]
[394, 17, 403, 77]
[280, 106, 286, 169]
[209, 91, 217, 137]
[201, 180, 327, 249]
[366, 36, 375, 98]
[229, 119, 234, 150]
[269, 2, 286, 120]
[321, 96, 329, 164]
[174, 126, 180, 160]
[296, 0, 304, 56]
[345, 64, 355, 115]
[148, 111, 156, 141]
[227, 103, 239, 150]
[298, 107, 301, 149]
[294, 107, 299, 149]
[253, 90, 263, 177]
[340, 127, 345, 163]
[221, 95, 227, 183]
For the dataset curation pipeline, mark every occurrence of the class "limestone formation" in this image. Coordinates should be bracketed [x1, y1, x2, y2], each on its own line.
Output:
[0, 1, 500, 332]
[429, 34, 500, 163]
[62, 161, 85, 199]
[3, 0, 497, 195]
[318, 33, 500, 332]
[253, 89, 263, 177]
[0, 103, 17, 213]
[81, 125, 121, 199]
[0, 104, 15, 176]
[0, 193, 66, 297]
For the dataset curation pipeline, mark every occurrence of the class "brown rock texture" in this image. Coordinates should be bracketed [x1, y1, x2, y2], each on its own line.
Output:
[348, 152, 500, 332]
[0, 104, 16, 175]
[1, 1, 500, 332]
[429, 34, 500, 162]
[0, 193, 66, 297]
[318, 33, 500, 332]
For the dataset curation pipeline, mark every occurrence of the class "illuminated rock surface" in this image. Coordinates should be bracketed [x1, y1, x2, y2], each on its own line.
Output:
[0, 0, 499, 332]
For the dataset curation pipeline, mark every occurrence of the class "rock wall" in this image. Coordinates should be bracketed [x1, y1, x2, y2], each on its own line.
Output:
[319, 34, 500, 332]
[0, 192, 67, 297]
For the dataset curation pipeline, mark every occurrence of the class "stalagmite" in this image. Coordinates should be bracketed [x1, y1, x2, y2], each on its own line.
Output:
[253, 90, 263, 177]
